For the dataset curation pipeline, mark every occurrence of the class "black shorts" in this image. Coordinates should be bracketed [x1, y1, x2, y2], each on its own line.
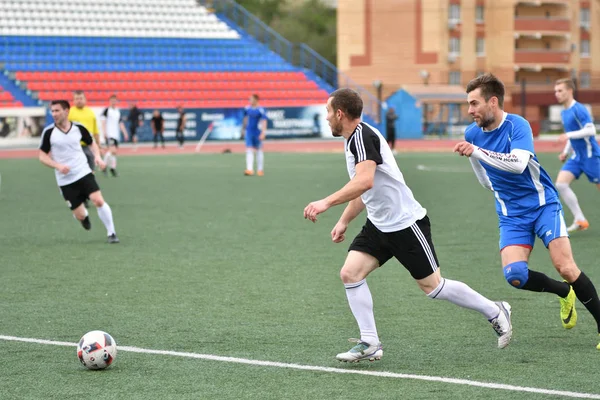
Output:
[130, 124, 137, 137]
[349, 216, 439, 280]
[106, 138, 119, 147]
[82, 145, 95, 171]
[59, 173, 100, 210]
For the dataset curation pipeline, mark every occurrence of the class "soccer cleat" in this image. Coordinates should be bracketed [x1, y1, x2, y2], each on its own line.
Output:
[489, 301, 512, 349]
[335, 338, 383, 362]
[80, 216, 91, 231]
[107, 233, 120, 244]
[110, 168, 118, 177]
[567, 220, 589, 233]
[257, 170, 264, 176]
[244, 169, 254, 176]
[560, 286, 577, 329]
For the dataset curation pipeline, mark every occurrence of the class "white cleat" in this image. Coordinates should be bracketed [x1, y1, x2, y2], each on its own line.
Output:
[490, 301, 512, 349]
[335, 339, 383, 362]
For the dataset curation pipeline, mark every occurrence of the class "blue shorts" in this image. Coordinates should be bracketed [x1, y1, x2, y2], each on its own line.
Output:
[245, 134, 262, 149]
[562, 157, 600, 183]
[498, 203, 568, 250]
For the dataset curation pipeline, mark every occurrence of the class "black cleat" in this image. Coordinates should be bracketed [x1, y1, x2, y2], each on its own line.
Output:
[81, 216, 91, 230]
[107, 233, 120, 244]
[110, 168, 118, 177]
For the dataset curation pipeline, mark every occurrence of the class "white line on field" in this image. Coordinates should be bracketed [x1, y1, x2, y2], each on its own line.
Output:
[1, 334, 599, 399]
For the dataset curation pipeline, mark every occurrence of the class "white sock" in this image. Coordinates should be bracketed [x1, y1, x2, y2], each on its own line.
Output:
[103, 151, 111, 166]
[556, 182, 585, 221]
[97, 202, 116, 236]
[257, 150, 264, 171]
[110, 154, 117, 169]
[246, 149, 254, 171]
[344, 279, 379, 345]
[428, 278, 499, 320]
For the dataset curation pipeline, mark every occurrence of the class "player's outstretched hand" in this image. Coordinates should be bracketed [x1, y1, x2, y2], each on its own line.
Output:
[331, 221, 347, 243]
[96, 157, 106, 170]
[57, 164, 70, 174]
[453, 141, 475, 157]
[557, 133, 569, 144]
[304, 199, 330, 223]
[558, 153, 568, 162]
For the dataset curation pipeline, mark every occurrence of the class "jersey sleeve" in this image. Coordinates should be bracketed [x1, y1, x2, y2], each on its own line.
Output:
[78, 124, 94, 145]
[509, 118, 535, 154]
[350, 129, 383, 165]
[39, 127, 52, 153]
[464, 124, 477, 142]
[574, 104, 593, 127]
[92, 114, 99, 135]
[259, 107, 267, 121]
[243, 106, 249, 117]
[102, 108, 108, 118]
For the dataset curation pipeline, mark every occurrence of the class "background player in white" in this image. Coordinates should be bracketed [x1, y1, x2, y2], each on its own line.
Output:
[554, 78, 599, 232]
[304, 88, 512, 362]
[101, 94, 128, 177]
[39, 100, 120, 244]
[454, 73, 600, 349]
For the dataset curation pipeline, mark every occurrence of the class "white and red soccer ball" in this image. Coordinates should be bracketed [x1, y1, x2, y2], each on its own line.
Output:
[77, 330, 117, 370]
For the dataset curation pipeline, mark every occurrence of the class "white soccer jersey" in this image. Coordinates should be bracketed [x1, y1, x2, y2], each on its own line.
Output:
[102, 107, 122, 140]
[345, 122, 426, 232]
[39, 122, 93, 186]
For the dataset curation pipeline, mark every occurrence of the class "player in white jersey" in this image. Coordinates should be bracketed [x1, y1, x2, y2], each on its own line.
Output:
[39, 100, 120, 244]
[101, 94, 128, 177]
[303, 88, 512, 362]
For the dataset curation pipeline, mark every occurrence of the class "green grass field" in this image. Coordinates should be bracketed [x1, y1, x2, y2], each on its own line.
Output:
[1, 152, 600, 399]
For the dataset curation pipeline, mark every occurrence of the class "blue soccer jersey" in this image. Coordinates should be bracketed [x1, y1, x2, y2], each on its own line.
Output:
[244, 106, 267, 136]
[465, 113, 559, 217]
[561, 101, 599, 161]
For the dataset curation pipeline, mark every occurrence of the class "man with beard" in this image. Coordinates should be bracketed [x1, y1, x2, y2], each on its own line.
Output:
[303, 88, 513, 363]
[454, 73, 600, 350]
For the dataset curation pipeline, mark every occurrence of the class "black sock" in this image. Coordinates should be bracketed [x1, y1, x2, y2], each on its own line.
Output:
[571, 272, 600, 333]
[521, 270, 570, 298]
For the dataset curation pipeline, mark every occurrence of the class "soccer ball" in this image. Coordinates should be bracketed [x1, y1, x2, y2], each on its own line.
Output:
[77, 330, 117, 370]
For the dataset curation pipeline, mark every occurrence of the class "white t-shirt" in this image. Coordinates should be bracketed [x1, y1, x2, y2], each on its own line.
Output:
[102, 107, 122, 140]
[39, 122, 93, 186]
[345, 122, 427, 232]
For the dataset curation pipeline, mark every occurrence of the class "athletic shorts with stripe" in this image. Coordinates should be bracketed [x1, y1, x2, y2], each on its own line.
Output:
[349, 216, 439, 280]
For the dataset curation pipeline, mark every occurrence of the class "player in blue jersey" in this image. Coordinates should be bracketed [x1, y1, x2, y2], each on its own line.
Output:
[554, 78, 599, 232]
[454, 73, 600, 349]
[241, 94, 267, 176]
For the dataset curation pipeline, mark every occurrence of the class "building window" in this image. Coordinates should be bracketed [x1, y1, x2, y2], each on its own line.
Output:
[581, 8, 590, 29]
[476, 37, 485, 56]
[449, 37, 461, 55]
[581, 39, 590, 57]
[475, 5, 484, 23]
[449, 4, 461, 23]
[449, 71, 461, 85]
[580, 72, 591, 88]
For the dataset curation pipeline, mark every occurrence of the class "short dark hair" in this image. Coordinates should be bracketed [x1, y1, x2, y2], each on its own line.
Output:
[466, 73, 505, 108]
[73, 90, 85, 96]
[50, 100, 70, 110]
[329, 88, 363, 119]
[109, 94, 117, 100]
[555, 78, 575, 90]
[251, 93, 260, 101]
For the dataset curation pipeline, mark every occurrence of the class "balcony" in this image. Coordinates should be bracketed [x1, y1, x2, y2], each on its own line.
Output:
[516, 0, 569, 5]
[514, 50, 570, 64]
[514, 17, 570, 33]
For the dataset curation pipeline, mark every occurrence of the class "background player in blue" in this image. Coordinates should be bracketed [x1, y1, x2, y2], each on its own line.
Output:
[241, 94, 267, 176]
[554, 78, 599, 232]
[454, 73, 600, 349]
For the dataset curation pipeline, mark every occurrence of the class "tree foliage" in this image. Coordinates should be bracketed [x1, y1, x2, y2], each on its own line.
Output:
[236, 0, 336, 64]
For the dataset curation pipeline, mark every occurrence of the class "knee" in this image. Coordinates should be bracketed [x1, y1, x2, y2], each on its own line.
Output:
[91, 196, 104, 208]
[340, 266, 363, 284]
[503, 261, 529, 288]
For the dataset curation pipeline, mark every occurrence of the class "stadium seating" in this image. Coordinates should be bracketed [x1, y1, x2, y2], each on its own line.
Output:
[0, 88, 23, 107]
[0, 0, 329, 108]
